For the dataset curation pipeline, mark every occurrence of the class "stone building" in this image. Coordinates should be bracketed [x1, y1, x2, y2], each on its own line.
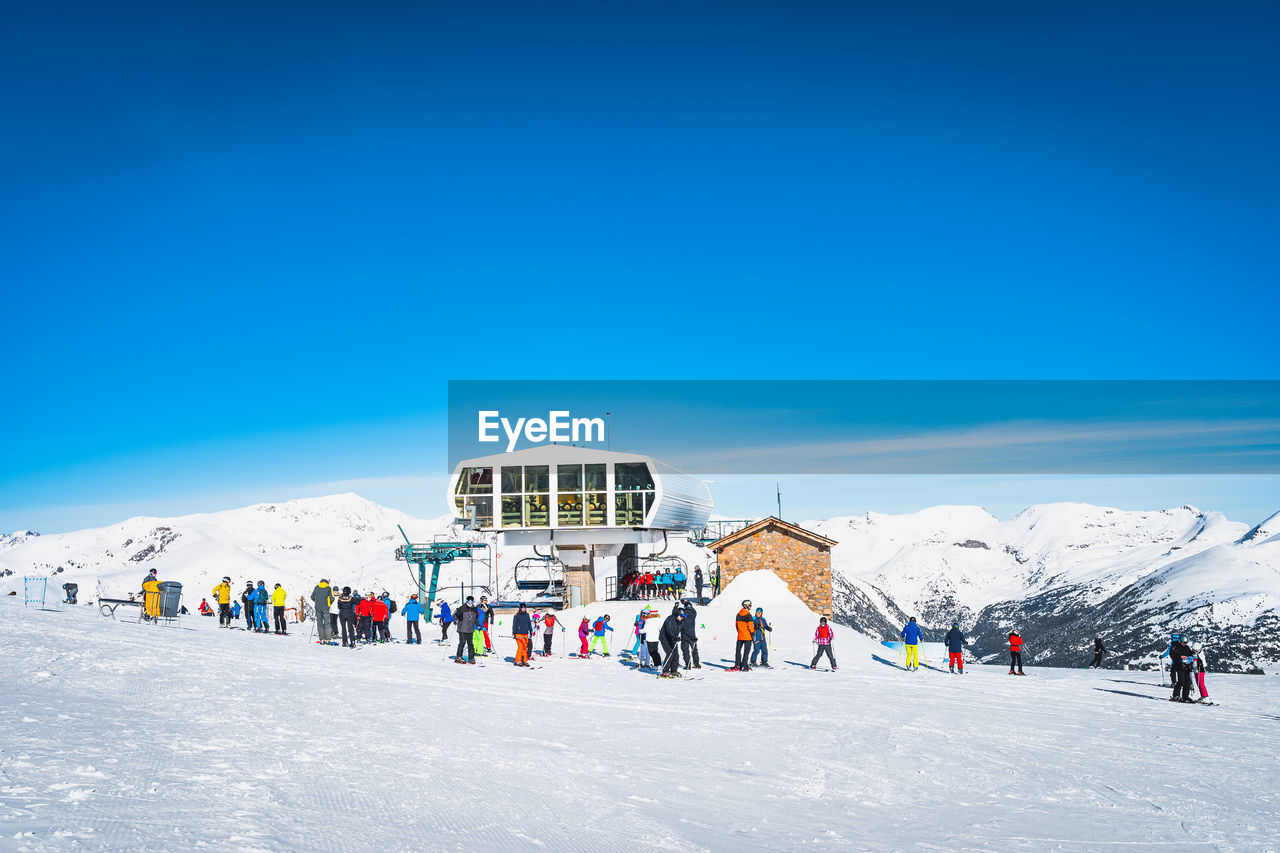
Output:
[708, 517, 836, 616]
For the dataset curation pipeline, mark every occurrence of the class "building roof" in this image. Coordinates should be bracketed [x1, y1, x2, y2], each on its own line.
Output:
[707, 516, 837, 552]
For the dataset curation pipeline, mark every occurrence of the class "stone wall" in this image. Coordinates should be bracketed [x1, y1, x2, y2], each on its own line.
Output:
[717, 526, 833, 616]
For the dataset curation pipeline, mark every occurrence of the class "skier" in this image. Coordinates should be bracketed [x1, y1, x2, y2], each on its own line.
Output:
[674, 566, 687, 595]
[212, 577, 232, 627]
[271, 583, 288, 635]
[1008, 630, 1025, 675]
[901, 617, 924, 671]
[479, 596, 496, 654]
[512, 602, 532, 667]
[659, 608, 684, 677]
[311, 579, 333, 645]
[578, 617, 591, 656]
[1090, 637, 1106, 669]
[680, 601, 701, 670]
[371, 595, 390, 643]
[694, 565, 704, 603]
[1165, 633, 1196, 702]
[231, 599, 241, 620]
[810, 617, 837, 670]
[541, 611, 558, 656]
[241, 582, 256, 631]
[730, 600, 755, 671]
[337, 587, 356, 647]
[381, 592, 396, 640]
[944, 622, 968, 673]
[1191, 645, 1211, 702]
[438, 598, 453, 642]
[629, 610, 647, 657]
[62, 582, 79, 605]
[589, 614, 613, 656]
[355, 592, 373, 642]
[454, 596, 479, 663]
[402, 593, 424, 645]
[473, 601, 489, 657]
[749, 606, 771, 668]
[634, 606, 659, 670]
[253, 581, 270, 633]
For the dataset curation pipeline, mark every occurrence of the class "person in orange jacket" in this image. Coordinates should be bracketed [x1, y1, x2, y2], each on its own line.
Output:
[729, 599, 755, 672]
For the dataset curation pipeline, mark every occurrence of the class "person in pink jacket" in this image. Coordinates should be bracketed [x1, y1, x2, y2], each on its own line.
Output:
[578, 617, 591, 656]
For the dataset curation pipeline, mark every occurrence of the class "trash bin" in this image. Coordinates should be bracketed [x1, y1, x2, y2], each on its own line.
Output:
[157, 581, 183, 618]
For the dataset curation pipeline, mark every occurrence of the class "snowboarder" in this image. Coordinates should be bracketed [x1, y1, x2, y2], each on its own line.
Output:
[271, 583, 288, 635]
[578, 617, 590, 656]
[402, 593, 424, 645]
[901, 617, 924, 671]
[454, 596, 479, 663]
[694, 565, 704, 603]
[1090, 636, 1106, 669]
[311, 579, 333, 645]
[1008, 630, 1025, 675]
[512, 602, 532, 666]
[659, 608, 684, 677]
[749, 607, 771, 668]
[438, 598, 453, 642]
[810, 617, 837, 670]
[681, 601, 701, 670]
[212, 577, 232, 626]
[62, 582, 78, 604]
[731, 600, 755, 671]
[337, 587, 356, 647]
[589, 614, 613, 656]
[1164, 633, 1196, 702]
[944, 622, 968, 673]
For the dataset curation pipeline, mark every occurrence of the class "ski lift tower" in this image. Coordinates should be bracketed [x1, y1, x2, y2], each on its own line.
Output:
[394, 526, 487, 620]
[448, 446, 713, 607]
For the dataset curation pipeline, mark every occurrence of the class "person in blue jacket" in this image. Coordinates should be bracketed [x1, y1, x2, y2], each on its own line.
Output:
[589, 614, 614, 656]
[674, 568, 687, 594]
[254, 582, 270, 634]
[901, 617, 924, 670]
[231, 600, 241, 620]
[438, 599, 453, 642]
[749, 607, 772, 668]
[943, 622, 968, 673]
[472, 603, 489, 657]
[402, 594, 425, 645]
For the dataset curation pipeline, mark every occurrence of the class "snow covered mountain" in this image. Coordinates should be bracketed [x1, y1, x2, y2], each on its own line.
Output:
[811, 503, 1280, 672]
[4, 494, 1277, 672]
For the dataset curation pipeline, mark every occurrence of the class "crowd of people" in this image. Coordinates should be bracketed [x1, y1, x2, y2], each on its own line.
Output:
[145, 568, 1213, 699]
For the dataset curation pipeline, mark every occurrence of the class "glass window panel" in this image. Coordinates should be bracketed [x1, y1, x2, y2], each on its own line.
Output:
[585, 493, 607, 526]
[501, 496, 523, 527]
[615, 462, 653, 491]
[462, 496, 492, 526]
[525, 494, 550, 527]
[525, 465, 549, 493]
[458, 467, 493, 495]
[558, 493, 583, 526]
[584, 463, 606, 491]
[615, 492, 645, 526]
[501, 467, 523, 494]
[558, 464, 583, 493]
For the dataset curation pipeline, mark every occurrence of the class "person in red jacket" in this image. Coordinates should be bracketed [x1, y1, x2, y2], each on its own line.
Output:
[355, 594, 374, 643]
[371, 596, 390, 643]
[1008, 631, 1026, 675]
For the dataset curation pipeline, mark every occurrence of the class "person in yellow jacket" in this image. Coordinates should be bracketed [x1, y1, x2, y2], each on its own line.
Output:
[212, 577, 233, 627]
[142, 568, 161, 620]
[271, 583, 289, 635]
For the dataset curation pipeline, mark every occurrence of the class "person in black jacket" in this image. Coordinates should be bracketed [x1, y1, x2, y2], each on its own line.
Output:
[512, 602, 533, 667]
[336, 587, 357, 648]
[659, 610, 685, 678]
[680, 602, 701, 669]
[241, 583, 256, 631]
[693, 566, 704, 604]
[454, 597, 479, 664]
[1168, 636, 1196, 702]
[1090, 637, 1105, 669]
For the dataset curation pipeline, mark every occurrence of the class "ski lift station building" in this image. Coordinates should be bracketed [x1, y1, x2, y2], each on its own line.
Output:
[448, 446, 713, 605]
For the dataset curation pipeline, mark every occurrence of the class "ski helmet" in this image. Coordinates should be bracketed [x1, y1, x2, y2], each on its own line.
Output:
[1171, 633, 1181, 640]
[742, 600, 751, 608]
[755, 607, 763, 613]
[909, 616, 916, 622]
[952, 622, 959, 628]
[222, 576, 230, 583]
[819, 616, 828, 624]
[518, 602, 526, 609]
[342, 586, 350, 594]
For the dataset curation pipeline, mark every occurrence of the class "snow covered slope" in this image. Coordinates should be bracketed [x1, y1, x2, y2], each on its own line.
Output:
[4, 593, 1279, 851]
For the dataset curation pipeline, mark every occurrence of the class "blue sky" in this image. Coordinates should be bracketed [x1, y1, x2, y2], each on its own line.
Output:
[1, 2, 1277, 532]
